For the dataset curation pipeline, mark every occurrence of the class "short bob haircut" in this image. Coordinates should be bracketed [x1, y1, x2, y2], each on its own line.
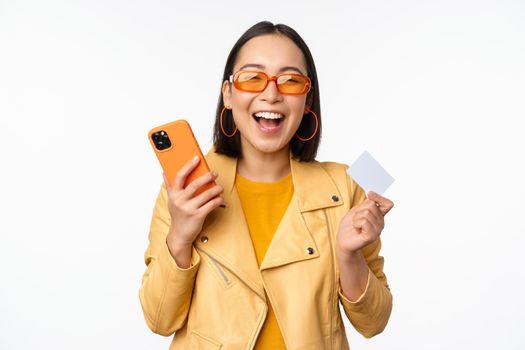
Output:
[213, 21, 321, 162]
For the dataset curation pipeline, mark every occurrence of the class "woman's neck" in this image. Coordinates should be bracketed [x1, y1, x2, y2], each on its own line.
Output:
[237, 145, 291, 183]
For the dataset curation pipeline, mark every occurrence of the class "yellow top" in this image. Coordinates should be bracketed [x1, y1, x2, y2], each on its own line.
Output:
[235, 172, 293, 350]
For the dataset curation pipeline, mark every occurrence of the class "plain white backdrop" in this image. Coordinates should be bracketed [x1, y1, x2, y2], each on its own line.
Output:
[1, 0, 524, 349]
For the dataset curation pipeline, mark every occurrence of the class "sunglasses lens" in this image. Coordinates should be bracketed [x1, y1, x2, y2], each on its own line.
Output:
[235, 72, 268, 92]
[233, 71, 311, 94]
[276, 74, 310, 94]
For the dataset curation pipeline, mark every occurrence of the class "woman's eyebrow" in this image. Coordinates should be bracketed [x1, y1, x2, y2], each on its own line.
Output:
[238, 63, 305, 75]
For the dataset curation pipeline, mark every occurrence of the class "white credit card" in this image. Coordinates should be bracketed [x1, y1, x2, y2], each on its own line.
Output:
[348, 150, 394, 195]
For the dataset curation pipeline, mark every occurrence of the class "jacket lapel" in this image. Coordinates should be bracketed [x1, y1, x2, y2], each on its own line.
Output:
[194, 150, 265, 299]
[260, 156, 345, 270]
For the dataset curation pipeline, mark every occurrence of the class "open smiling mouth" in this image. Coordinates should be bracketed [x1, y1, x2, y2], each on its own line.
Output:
[252, 111, 285, 128]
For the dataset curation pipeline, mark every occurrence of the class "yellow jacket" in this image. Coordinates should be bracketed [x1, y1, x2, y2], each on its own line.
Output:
[139, 149, 392, 350]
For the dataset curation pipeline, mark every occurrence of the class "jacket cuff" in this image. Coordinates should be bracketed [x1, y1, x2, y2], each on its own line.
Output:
[338, 268, 374, 308]
[161, 240, 201, 274]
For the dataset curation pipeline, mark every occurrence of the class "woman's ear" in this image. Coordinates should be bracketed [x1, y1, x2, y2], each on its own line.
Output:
[305, 94, 313, 112]
[222, 80, 232, 107]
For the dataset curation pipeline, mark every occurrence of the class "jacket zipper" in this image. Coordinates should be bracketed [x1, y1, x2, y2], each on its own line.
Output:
[201, 249, 267, 350]
[324, 209, 335, 350]
[209, 255, 230, 284]
[197, 247, 231, 286]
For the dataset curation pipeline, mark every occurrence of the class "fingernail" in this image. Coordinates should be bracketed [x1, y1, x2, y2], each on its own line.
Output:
[193, 156, 199, 163]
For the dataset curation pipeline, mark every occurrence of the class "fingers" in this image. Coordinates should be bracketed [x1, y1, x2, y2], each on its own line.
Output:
[355, 199, 382, 222]
[367, 191, 394, 216]
[352, 217, 378, 242]
[182, 171, 219, 200]
[173, 156, 201, 191]
[353, 199, 384, 237]
[353, 214, 380, 233]
[189, 184, 224, 209]
[197, 195, 224, 217]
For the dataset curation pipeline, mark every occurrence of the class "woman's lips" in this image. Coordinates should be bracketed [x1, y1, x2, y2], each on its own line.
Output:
[252, 114, 284, 134]
[258, 121, 282, 134]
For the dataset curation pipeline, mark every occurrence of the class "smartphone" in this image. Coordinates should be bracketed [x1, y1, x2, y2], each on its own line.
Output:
[148, 119, 215, 196]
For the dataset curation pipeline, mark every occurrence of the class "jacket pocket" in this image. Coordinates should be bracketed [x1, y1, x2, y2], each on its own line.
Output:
[191, 330, 222, 349]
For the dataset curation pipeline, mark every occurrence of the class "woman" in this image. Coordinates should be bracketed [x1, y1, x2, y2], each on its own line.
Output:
[140, 21, 394, 350]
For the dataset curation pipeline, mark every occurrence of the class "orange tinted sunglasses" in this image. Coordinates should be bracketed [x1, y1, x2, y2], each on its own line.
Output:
[229, 70, 311, 95]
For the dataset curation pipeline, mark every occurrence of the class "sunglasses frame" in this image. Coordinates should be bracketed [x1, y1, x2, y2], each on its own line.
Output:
[229, 70, 311, 95]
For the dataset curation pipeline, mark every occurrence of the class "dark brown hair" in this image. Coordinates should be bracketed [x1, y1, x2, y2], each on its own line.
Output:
[213, 21, 321, 161]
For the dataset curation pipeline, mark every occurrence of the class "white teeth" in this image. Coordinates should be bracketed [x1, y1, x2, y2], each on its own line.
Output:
[253, 112, 284, 119]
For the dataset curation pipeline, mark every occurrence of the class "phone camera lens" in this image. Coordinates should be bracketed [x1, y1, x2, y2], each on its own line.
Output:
[152, 130, 171, 150]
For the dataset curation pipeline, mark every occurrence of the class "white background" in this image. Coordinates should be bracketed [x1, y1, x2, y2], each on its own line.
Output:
[1, 0, 524, 349]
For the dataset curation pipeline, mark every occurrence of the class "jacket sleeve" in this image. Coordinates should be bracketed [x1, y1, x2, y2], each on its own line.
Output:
[139, 182, 201, 336]
[338, 175, 393, 338]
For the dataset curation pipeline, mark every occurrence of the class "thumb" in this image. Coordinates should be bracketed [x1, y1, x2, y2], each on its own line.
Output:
[367, 191, 394, 215]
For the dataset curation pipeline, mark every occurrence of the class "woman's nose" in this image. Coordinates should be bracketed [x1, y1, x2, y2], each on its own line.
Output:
[258, 78, 283, 103]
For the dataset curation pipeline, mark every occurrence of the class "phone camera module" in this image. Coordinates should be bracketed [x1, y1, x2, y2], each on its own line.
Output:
[152, 130, 171, 150]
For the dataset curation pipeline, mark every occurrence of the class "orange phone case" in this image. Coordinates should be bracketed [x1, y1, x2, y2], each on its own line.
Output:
[148, 119, 214, 196]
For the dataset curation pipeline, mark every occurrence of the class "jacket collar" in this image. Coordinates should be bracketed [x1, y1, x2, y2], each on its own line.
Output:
[205, 147, 344, 212]
[194, 147, 344, 300]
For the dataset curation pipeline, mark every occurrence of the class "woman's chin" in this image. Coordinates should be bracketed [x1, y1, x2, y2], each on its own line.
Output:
[241, 137, 290, 156]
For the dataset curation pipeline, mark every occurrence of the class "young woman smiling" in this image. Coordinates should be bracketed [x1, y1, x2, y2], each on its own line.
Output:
[140, 21, 394, 350]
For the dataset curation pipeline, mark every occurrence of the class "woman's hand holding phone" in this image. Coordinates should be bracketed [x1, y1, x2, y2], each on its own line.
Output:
[163, 156, 224, 268]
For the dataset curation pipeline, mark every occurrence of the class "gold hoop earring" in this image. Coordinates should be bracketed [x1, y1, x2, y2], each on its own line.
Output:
[220, 106, 237, 138]
[295, 108, 319, 142]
